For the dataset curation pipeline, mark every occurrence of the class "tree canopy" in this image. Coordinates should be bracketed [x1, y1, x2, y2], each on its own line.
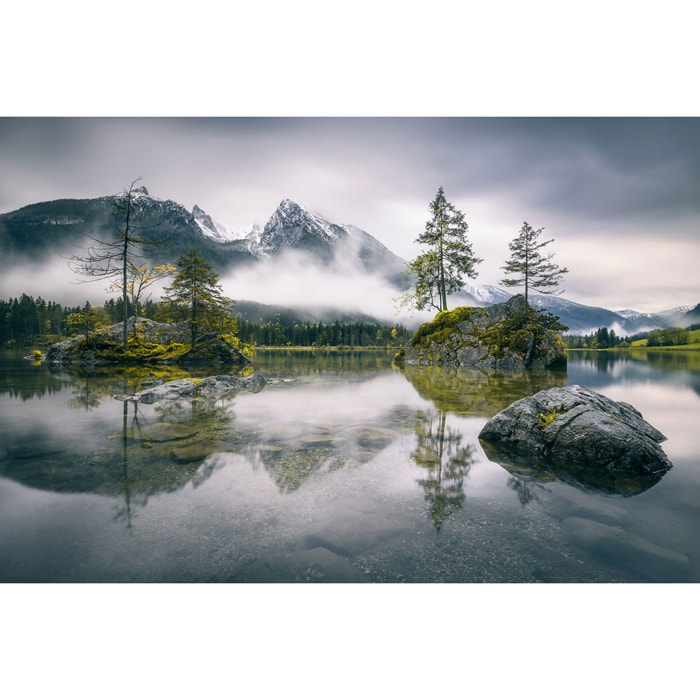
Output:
[399, 187, 481, 313]
[162, 248, 236, 350]
[500, 222, 568, 307]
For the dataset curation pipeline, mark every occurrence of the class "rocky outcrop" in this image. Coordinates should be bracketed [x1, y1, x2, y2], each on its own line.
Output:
[395, 295, 567, 370]
[116, 373, 267, 404]
[478, 385, 673, 476]
[45, 317, 251, 367]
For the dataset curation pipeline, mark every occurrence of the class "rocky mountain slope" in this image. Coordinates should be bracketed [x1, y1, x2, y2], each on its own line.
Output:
[0, 188, 403, 283]
[0, 188, 695, 334]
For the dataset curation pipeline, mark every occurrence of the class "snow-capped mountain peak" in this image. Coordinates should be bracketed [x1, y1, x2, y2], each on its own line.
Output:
[251, 199, 347, 257]
[192, 204, 243, 242]
[462, 282, 512, 305]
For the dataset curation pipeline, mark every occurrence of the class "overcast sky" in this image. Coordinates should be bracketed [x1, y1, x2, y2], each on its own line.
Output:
[1, 116, 698, 312]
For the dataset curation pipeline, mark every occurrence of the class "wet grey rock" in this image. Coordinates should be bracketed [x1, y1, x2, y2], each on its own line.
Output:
[117, 373, 268, 404]
[478, 384, 673, 476]
[198, 373, 267, 398]
[137, 379, 198, 404]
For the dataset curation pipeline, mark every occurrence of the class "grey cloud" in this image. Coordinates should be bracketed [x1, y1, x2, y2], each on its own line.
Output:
[1, 117, 698, 312]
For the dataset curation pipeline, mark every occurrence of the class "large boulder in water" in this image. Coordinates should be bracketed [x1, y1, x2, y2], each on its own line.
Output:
[478, 385, 673, 477]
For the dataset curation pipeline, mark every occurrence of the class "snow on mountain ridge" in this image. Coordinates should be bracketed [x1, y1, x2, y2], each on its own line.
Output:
[192, 204, 244, 242]
[462, 282, 512, 304]
[615, 305, 693, 320]
[250, 199, 347, 257]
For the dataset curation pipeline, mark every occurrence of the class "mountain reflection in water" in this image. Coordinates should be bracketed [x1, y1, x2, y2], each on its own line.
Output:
[1, 348, 698, 583]
[0, 356, 670, 520]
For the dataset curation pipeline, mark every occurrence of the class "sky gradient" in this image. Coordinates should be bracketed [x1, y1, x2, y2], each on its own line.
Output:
[1, 116, 698, 313]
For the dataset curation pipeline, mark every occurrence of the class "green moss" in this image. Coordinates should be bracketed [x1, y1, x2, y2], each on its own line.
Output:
[393, 346, 406, 364]
[400, 304, 567, 368]
[66, 337, 191, 364]
[409, 306, 478, 350]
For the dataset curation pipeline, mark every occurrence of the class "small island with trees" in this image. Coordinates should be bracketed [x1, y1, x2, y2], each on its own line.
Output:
[395, 187, 569, 370]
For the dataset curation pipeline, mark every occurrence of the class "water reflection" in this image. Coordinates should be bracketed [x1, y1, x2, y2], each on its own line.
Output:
[481, 441, 667, 497]
[251, 347, 396, 377]
[410, 409, 476, 531]
[1, 352, 687, 517]
[245, 407, 407, 493]
[569, 348, 700, 374]
[400, 365, 567, 417]
[0, 392, 248, 508]
[401, 362, 669, 498]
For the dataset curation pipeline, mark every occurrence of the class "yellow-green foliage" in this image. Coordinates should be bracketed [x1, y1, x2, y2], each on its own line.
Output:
[71, 337, 190, 363]
[538, 409, 558, 429]
[222, 333, 255, 359]
[409, 307, 478, 349]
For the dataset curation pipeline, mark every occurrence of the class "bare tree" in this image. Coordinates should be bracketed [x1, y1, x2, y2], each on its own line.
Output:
[68, 178, 165, 348]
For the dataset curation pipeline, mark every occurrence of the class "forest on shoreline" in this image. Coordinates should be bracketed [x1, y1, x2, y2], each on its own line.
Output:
[0, 293, 412, 351]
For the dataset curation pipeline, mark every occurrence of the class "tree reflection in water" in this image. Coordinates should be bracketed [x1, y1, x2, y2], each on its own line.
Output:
[410, 409, 476, 531]
[505, 473, 553, 506]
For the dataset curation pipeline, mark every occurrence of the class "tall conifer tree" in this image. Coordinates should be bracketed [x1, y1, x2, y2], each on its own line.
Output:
[500, 222, 568, 308]
[401, 187, 482, 313]
[163, 248, 236, 351]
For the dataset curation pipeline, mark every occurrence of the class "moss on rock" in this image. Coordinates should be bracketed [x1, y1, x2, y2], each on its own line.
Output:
[395, 295, 568, 371]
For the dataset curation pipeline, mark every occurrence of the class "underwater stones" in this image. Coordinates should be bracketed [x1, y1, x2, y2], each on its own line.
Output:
[230, 547, 369, 583]
[561, 517, 690, 581]
[478, 384, 673, 477]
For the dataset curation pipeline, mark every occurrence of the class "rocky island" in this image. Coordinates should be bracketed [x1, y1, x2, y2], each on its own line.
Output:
[44, 317, 252, 368]
[394, 295, 567, 370]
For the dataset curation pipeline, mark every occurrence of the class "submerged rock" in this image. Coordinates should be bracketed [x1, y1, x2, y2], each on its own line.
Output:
[116, 373, 267, 404]
[395, 295, 567, 370]
[478, 384, 673, 477]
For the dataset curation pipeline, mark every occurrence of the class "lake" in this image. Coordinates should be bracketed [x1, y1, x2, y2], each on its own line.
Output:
[1, 347, 698, 583]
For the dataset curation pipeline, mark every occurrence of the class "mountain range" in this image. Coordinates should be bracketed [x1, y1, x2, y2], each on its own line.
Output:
[0, 187, 697, 335]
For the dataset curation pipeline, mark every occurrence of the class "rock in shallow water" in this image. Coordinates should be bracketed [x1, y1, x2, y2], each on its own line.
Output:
[478, 384, 673, 476]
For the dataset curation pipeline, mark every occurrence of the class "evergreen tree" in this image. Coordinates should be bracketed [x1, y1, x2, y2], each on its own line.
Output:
[501, 222, 568, 308]
[163, 248, 236, 351]
[400, 187, 482, 313]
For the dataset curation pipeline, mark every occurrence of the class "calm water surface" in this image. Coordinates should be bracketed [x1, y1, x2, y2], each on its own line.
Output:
[1, 348, 698, 583]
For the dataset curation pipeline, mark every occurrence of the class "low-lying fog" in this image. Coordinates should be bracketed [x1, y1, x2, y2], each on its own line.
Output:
[0, 250, 431, 327]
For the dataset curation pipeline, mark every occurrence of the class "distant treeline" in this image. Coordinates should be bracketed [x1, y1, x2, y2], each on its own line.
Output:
[236, 316, 411, 348]
[0, 294, 81, 348]
[564, 325, 696, 349]
[1, 293, 411, 350]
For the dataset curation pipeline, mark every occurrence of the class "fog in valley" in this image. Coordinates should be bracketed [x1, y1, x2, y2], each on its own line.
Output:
[0, 248, 430, 327]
